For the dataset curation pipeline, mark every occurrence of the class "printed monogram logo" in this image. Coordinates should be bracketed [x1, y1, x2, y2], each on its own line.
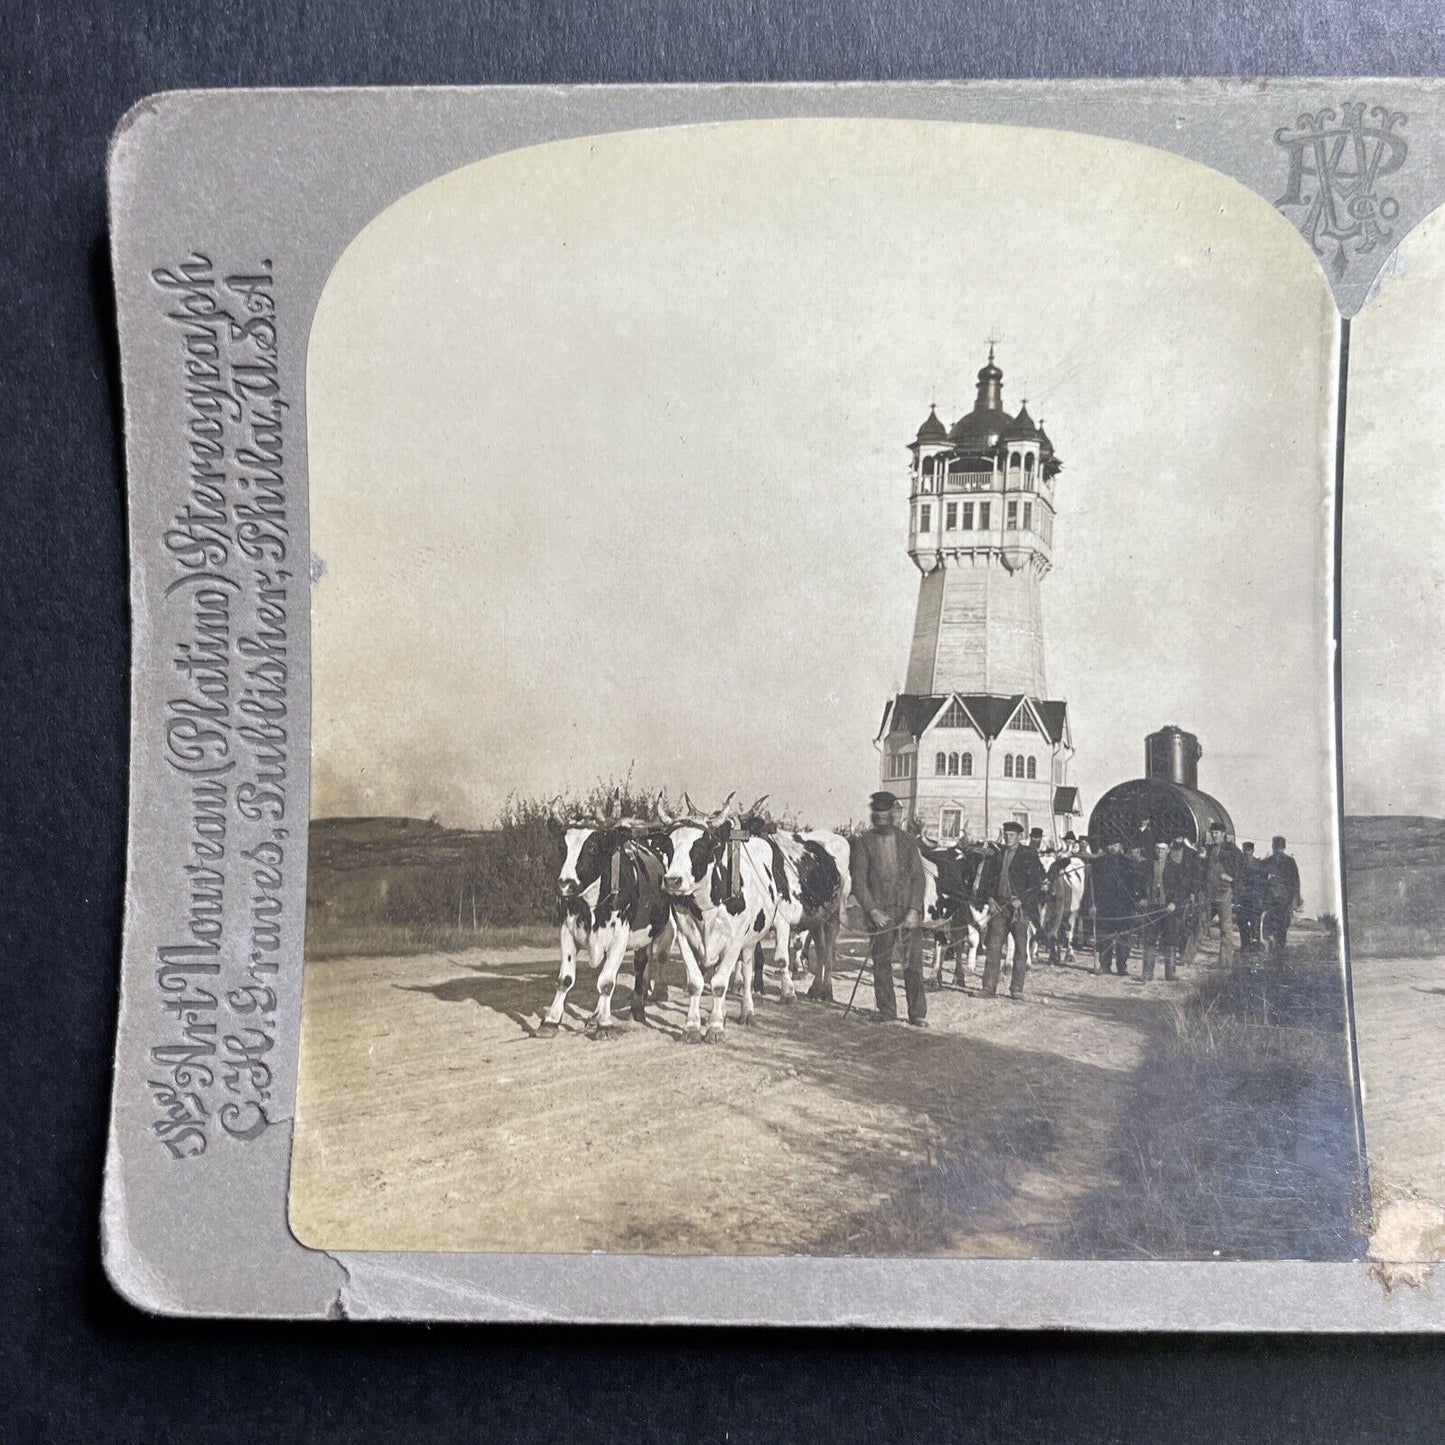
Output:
[1274, 103, 1409, 278]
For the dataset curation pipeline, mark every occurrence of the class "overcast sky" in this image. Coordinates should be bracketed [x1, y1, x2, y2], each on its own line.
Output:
[308, 118, 1339, 908]
[1344, 209, 1445, 819]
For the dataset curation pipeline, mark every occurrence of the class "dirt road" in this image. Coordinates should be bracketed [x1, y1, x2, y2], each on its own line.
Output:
[1352, 955, 1445, 1207]
[289, 934, 1215, 1256]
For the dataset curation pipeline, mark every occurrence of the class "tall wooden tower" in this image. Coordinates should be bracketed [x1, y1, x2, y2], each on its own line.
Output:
[875, 348, 1079, 842]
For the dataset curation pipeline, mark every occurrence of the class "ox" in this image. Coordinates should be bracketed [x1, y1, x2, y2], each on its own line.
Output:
[541, 803, 675, 1040]
[739, 800, 851, 1004]
[1041, 842, 1088, 964]
[654, 793, 783, 1042]
[916, 834, 989, 985]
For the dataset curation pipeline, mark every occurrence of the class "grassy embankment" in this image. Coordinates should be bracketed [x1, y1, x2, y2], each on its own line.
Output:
[305, 779, 672, 960]
[1343, 815, 1445, 958]
[1063, 922, 1366, 1260]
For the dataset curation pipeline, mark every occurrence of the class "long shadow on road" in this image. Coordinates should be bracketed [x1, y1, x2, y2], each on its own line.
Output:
[402, 950, 1134, 1256]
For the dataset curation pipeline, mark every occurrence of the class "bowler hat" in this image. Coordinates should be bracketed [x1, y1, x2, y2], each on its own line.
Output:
[869, 791, 899, 811]
[1001, 821, 1024, 835]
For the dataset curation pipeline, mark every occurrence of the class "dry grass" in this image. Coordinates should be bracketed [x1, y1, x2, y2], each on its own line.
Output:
[1062, 929, 1365, 1260]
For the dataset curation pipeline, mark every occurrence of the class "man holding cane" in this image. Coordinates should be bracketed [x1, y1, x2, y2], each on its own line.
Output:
[850, 791, 929, 1026]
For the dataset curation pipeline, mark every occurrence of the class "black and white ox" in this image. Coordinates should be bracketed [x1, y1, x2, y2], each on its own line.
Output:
[541, 805, 675, 1040]
[739, 800, 851, 1004]
[653, 793, 785, 1042]
[916, 834, 989, 984]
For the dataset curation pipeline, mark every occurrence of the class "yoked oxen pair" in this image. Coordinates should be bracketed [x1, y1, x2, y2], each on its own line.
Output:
[653, 794, 850, 1040]
[541, 801, 675, 1040]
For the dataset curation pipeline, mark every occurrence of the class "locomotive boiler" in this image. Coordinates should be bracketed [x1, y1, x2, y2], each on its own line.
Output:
[1086, 726, 1233, 849]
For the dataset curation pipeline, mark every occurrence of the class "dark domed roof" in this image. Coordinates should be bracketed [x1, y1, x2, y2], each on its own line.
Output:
[914, 405, 948, 444]
[948, 408, 1008, 449]
[1002, 401, 1040, 442]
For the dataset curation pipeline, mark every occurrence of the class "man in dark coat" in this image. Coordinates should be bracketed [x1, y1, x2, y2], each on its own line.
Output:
[1142, 840, 1193, 981]
[1261, 835, 1303, 955]
[1235, 841, 1266, 954]
[1090, 840, 1140, 976]
[976, 820, 1046, 1000]
[851, 791, 928, 1025]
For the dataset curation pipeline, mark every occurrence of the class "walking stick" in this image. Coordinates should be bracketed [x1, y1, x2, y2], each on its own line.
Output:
[841, 934, 873, 1020]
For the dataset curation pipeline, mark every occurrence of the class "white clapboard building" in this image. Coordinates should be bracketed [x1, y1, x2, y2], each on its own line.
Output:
[875, 347, 1080, 843]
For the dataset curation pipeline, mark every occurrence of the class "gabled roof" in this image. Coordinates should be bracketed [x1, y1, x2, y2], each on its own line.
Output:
[966, 694, 1024, 739]
[882, 692, 1071, 744]
[880, 694, 944, 739]
[1034, 700, 1068, 745]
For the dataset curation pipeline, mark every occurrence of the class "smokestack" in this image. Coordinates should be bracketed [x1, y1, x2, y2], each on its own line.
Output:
[1145, 725, 1202, 791]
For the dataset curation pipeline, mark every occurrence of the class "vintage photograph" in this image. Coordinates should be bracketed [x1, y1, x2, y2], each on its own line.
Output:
[1342, 203, 1445, 1273]
[288, 118, 1358, 1259]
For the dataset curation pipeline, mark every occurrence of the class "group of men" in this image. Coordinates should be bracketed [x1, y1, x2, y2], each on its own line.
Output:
[848, 790, 1303, 1027]
[1080, 821, 1303, 981]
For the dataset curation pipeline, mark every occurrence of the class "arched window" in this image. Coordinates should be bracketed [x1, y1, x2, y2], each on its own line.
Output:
[1016, 754, 1027, 776]
[960, 752, 973, 777]
[1003, 755, 1014, 779]
[1023, 453, 1035, 491]
[947, 753, 959, 776]
[1026, 756, 1036, 779]
[935, 752, 947, 776]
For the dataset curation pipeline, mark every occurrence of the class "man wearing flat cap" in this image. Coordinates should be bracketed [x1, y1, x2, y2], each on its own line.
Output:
[850, 791, 928, 1025]
[976, 819, 1046, 1000]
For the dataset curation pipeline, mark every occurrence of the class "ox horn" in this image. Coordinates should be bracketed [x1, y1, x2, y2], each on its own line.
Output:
[714, 789, 738, 824]
[744, 794, 769, 819]
[655, 793, 676, 825]
[548, 795, 567, 825]
[681, 791, 699, 819]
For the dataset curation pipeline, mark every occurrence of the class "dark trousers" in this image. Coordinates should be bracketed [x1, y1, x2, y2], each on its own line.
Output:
[1263, 903, 1292, 954]
[1096, 923, 1131, 974]
[872, 925, 926, 1022]
[1237, 907, 1263, 952]
[982, 907, 1030, 998]
[1141, 913, 1179, 981]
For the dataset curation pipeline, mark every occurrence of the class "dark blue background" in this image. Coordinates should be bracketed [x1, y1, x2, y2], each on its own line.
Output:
[5, 3, 1445, 1439]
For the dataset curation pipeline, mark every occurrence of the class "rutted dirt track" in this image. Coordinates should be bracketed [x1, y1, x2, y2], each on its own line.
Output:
[291, 937, 1203, 1255]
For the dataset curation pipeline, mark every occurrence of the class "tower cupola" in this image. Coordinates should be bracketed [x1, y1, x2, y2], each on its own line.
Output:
[912, 404, 948, 446]
[974, 344, 1003, 411]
